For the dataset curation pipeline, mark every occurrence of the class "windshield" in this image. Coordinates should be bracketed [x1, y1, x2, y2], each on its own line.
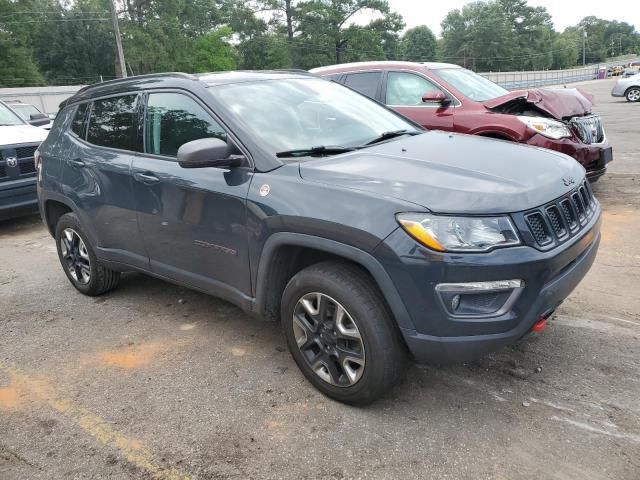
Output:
[431, 68, 509, 102]
[9, 103, 41, 120]
[208, 77, 419, 156]
[0, 103, 25, 126]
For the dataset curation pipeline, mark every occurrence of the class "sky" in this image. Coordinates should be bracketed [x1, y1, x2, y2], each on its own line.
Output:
[386, 0, 640, 36]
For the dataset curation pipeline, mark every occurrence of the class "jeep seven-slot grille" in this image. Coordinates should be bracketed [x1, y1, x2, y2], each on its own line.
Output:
[524, 181, 597, 247]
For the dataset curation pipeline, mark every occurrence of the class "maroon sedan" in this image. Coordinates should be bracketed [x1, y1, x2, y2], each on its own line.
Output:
[310, 61, 612, 181]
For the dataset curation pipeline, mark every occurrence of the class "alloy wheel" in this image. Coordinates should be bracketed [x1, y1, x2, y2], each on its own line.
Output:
[292, 292, 365, 387]
[628, 88, 640, 102]
[60, 228, 91, 284]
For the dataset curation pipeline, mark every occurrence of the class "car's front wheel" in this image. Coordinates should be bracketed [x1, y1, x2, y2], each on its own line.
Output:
[626, 87, 640, 102]
[55, 213, 120, 296]
[281, 261, 406, 405]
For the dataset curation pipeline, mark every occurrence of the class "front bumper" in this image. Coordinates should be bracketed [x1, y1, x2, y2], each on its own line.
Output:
[526, 134, 611, 181]
[375, 209, 601, 364]
[0, 178, 38, 220]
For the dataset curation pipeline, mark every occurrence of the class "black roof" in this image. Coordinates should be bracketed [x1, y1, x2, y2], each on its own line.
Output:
[60, 70, 315, 109]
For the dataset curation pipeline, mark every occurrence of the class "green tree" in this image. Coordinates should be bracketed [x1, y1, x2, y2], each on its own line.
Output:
[401, 25, 436, 61]
[0, 32, 45, 87]
[294, 0, 402, 67]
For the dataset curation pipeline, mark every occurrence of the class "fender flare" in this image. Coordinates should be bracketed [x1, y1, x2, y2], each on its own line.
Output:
[253, 232, 416, 331]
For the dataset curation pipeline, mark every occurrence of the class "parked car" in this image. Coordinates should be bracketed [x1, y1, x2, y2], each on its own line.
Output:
[2, 99, 53, 129]
[607, 65, 625, 77]
[37, 72, 600, 404]
[0, 101, 48, 220]
[611, 72, 640, 102]
[311, 61, 612, 182]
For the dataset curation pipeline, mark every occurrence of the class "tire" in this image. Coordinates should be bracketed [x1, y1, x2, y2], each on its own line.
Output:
[626, 87, 640, 102]
[281, 261, 407, 405]
[55, 212, 120, 296]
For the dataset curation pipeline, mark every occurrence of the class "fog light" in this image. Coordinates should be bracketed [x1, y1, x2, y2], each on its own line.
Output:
[436, 279, 525, 318]
[451, 294, 460, 312]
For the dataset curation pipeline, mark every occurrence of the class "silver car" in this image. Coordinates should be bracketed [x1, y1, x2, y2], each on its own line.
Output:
[611, 73, 640, 102]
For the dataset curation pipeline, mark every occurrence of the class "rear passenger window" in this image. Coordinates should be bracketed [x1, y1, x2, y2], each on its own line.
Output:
[87, 95, 139, 151]
[144, 92, 227, 157]
[344, 72, 381, 99]
[70, 103, 89, 137]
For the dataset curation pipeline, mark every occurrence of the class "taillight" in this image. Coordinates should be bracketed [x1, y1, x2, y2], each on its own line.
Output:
[34, 148, 41, 170]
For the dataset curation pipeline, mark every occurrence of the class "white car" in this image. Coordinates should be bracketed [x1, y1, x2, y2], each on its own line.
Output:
[2, 100, 53, 129]
[611, 73, 640, 102]
[0, 101, 48, 219]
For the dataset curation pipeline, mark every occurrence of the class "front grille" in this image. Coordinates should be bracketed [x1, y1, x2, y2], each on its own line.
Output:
[524, 181, 597, 248]
[570, 114, 605, 144]
[0, 165, 6, 178]
[525, 212, 552, 245]
[19, 161, 36, 175]
[15, 145, 38, 159]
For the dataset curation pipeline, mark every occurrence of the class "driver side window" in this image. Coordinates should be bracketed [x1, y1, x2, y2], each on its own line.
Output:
[386, 72, 442, 106]
[144, 92, 227, 157]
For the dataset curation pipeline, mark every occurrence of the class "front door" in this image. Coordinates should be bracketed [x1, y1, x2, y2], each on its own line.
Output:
[131, 91, 253, 299]
[384, 71, 455, 131]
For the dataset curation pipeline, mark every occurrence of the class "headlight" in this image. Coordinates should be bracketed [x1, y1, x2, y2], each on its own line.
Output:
[397, 213, 520, 252]
[517, 116, 571, 140]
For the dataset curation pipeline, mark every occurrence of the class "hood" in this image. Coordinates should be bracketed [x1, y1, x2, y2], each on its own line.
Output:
[484, 88, 594, 119]
[299, 131, 585, 214]
[0, 125, 48, 145]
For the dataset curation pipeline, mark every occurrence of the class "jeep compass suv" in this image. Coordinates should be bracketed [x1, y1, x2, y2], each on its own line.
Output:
[37, 71, 600, 404]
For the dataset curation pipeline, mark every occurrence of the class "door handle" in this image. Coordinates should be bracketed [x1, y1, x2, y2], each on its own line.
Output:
[68, 158, 85, 168]
[133, 172, 160, 184]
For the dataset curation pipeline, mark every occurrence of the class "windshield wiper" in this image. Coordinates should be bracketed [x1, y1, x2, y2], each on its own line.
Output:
[364, 129, 422, 146]
[275, 145, 357, 158]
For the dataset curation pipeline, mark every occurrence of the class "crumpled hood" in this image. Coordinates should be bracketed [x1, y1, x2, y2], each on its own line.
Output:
[299, 131, 585, 214]
[484, 88, 594, 119]
[0, 125, 48, 145]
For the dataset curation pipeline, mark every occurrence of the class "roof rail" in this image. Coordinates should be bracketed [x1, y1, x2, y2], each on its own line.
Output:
[73, 72, 198, 96]
[272, 69, 313, 75]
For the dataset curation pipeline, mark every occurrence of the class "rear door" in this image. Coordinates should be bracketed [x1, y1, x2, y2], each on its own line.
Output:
[61, 94, 147, 268]
[131, 90, 253, 299]
[383, 71, 455, 131]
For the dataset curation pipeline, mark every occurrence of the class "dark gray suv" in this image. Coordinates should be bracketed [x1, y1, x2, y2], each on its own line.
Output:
[37, 71, 601, 404]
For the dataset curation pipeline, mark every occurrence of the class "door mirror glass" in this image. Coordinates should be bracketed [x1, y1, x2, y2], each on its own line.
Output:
[177, 138, 242, 169]
[422, 90, 449, 105]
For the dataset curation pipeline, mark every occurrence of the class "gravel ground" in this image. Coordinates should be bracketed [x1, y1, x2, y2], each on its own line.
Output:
[1, 78, 639, 480]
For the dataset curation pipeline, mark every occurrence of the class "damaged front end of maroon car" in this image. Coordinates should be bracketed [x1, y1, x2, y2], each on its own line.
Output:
[484, 88, 612, 182]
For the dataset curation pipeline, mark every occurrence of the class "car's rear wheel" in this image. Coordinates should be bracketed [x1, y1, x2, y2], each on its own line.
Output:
[626, 87, 640, 102]
[281, 261, 406, 405]
[55, 213, 120, 296]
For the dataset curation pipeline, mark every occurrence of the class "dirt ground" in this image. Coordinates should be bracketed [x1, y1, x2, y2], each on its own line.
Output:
[1, 78, 639, 480]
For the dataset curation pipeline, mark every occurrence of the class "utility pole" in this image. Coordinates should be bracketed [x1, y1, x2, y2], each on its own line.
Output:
[583, 30, 587, 66]
[109, 0, 127, 78]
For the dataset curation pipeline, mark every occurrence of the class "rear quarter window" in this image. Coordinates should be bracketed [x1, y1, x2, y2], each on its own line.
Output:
[87, 95, 140, 151]
[70, 103, 89, 138]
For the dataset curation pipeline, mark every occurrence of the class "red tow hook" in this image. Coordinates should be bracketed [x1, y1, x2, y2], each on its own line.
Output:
[531, 317, 548, 333]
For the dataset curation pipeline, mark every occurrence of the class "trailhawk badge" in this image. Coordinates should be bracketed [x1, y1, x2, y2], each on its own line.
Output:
[562, 176, 576, 186]
[5, 156, 18, 168]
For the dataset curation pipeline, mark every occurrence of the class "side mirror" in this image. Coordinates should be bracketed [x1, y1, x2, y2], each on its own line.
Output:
[177, 137, 244, 169]
[28, 113, 50, 126]
[422, 91, 451, 106]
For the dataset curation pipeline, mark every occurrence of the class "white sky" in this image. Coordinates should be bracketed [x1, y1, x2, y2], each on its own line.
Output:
[386, 0, 640, 36]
